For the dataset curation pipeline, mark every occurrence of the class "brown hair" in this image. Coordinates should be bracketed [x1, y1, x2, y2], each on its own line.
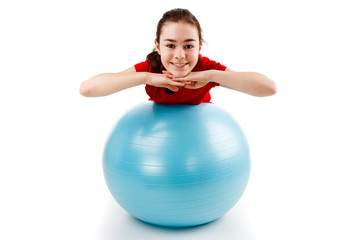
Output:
[146, 8, 203, 73]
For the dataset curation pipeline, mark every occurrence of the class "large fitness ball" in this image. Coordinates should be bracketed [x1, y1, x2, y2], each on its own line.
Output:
[103, 102, 250, 227]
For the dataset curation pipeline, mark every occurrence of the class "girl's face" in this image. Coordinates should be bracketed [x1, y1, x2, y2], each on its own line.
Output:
[155, 22, 202, 78]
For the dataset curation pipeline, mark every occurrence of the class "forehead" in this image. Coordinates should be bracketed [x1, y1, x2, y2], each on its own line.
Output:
[160, 22, 199, 42]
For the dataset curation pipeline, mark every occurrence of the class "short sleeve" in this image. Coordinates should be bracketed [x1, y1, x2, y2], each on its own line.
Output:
[134, 60, 151, 72]
[208, 60, 227, 71]
[194, 55, 227, 72]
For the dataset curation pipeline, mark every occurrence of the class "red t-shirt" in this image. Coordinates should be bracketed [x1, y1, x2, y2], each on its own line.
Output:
[134, 55, 227, 104]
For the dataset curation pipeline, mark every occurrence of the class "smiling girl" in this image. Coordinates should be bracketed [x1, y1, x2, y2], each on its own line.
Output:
[80, 8, 277, 104]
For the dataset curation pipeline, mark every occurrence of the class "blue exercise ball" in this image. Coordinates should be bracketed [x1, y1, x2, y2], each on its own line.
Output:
[103, 102, 250, 227]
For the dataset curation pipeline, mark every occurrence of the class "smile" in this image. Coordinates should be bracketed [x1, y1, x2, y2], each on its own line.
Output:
[171, 62, 188, 68]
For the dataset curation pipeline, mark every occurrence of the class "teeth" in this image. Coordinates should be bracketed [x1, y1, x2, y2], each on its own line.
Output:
[173, 63, 187, 67]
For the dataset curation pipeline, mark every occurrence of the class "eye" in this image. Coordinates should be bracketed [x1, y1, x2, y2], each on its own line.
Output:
[184, 45, 194, 49]
[166, 44, 175, 48]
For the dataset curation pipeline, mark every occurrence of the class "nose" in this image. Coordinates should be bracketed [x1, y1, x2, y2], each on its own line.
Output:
[175, 47, 185, 59]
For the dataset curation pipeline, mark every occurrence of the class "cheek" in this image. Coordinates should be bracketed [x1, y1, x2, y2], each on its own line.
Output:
[160, 52, 172, 64]
[189, 53, 199, 64]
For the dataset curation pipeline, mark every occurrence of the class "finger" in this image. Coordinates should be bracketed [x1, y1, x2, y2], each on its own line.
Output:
[181, 81, 192, 85]
[172, 77, 186, 81]
[184, 84, 195, 89]
[162, 70, 173, 77]
[172, 78, 192, 85]
[184, 82, 196, 89]
[167, 80, 185, 87]
[164, 74, 174, 80]
[165, 85, 179, 92]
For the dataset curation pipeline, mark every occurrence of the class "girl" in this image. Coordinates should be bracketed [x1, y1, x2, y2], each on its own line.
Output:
[80, 8, 277, 104]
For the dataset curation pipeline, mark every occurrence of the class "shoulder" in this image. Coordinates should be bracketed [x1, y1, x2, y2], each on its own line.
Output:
[134, 59, 152, 72]
[194, 55, 227, 71]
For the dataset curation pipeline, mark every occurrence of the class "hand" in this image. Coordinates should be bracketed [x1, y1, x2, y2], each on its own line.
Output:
[145, 71, 187, 92]
[172, 71, 210, 89]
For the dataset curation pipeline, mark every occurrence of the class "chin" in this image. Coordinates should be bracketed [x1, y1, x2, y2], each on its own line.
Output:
[170, 70, 191, 78]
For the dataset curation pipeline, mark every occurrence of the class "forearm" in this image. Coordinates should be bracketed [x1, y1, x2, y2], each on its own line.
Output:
[209, 70, 277, 97]
[80, 68, 148, 97]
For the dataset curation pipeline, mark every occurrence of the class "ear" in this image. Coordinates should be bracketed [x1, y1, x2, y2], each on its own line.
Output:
[155, 40, 160, 55]
[199, 41, 203, 52]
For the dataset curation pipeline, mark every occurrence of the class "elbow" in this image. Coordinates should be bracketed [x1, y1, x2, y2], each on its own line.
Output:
[257, 75, 277, 97]
[264, 80, 277, 96]
[257, 85, 277, 97]
[79, 81, 95, 97]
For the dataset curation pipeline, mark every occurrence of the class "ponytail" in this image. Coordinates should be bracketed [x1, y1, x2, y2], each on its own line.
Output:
[146, 49, 163, 74]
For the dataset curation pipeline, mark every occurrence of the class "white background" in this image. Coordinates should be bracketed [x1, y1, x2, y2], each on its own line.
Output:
[1, 0, 359, 239]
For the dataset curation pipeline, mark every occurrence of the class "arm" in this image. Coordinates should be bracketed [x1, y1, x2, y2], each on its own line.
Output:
[173, 69, 277, 97]
[211, 69, 277, 97]
[79, 67, 185, 97]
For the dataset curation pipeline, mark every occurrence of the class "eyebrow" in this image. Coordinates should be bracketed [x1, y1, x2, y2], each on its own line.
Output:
[163, 38, 196, 43]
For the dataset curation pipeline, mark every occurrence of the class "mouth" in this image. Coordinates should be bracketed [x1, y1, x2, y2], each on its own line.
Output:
[171, 62, 189, 68]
